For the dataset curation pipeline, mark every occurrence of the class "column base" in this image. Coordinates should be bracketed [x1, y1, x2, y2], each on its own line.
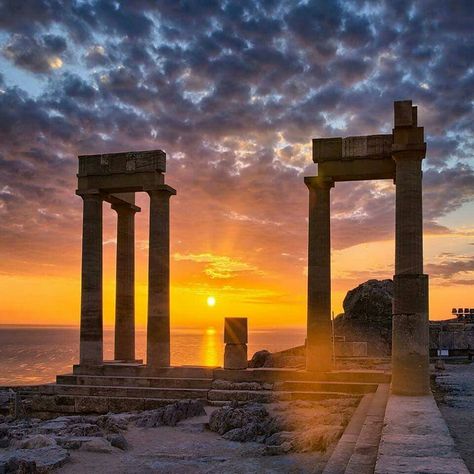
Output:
[146, 342, 170, 368]
[306, 343, 333, 372]
[79, 340, 103, 367]
[391, 312, 430, 395]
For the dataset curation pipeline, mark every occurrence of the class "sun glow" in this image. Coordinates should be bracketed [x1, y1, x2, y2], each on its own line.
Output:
[207, 295, 216, 307]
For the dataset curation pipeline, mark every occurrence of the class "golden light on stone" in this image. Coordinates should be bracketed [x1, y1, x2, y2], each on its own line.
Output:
[207, 295, 216, 307]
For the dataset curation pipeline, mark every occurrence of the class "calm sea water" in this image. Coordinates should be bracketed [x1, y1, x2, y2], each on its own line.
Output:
[0, 326, 306, 386]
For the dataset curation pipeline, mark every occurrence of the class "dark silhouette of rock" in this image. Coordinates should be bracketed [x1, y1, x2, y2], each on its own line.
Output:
[334, 279, 394, 356]
[248, 350, 271, 368]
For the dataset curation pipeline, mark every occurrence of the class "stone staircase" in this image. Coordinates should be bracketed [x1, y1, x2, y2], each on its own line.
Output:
[20, 365, 391, 416]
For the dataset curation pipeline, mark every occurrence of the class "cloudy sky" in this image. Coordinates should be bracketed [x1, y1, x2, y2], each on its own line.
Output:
[0, 0, 473, 329]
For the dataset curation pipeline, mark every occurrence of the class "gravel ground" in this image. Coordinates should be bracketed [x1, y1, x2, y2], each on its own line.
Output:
[433, 361, 474, 473]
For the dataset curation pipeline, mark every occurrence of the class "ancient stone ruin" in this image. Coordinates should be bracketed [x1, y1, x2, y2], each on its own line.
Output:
[76, 150, 175, 367]
[305, 100, 429, 395]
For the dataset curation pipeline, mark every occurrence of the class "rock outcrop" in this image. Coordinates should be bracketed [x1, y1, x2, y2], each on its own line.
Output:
[208, 399, 355, 454]
[334, 279, 394, 356]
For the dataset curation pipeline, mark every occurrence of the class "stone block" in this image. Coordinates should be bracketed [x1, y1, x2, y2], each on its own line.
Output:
[75, 396, 109, 414]
[78, 149, 166, 176]
[394, 100, 413, 127]
[224, 318, 248, 344]
[313, 138, 342, 162]
[224, 343, 248, 370]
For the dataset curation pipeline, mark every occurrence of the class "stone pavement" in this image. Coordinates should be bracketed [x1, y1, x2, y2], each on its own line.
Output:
[375, 393, 469, 474]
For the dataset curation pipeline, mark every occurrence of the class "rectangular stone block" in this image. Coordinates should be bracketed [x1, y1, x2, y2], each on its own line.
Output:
[78, 149, 166, 176]
[343, 136, 367, 158]
[313, 138, 342, 162]
[394, 100, 414, 127]
[224, 317, 248, 344]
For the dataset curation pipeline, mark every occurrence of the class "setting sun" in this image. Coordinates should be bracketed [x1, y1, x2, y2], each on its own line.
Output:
[207, 296, 216, 307]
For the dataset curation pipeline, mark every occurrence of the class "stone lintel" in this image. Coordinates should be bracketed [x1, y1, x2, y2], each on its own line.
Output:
[77, 170, 165, 193]
[304, 176, 335, 189]
[78, 149, 166, 177]
[318, 157, 395, 182]
[313, 134, 392, 163]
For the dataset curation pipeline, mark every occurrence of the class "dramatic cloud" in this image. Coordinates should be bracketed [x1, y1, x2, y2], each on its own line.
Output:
[0, 0, 472, 311]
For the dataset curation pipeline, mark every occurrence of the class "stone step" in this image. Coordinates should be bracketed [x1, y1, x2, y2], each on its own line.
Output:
[274, 380, 378, 394]
[344, 383, 390, 474]
[41, 384, 209, 400]
[323, 392, 374, 474]
[29, 394, 194, 414]
[57, 374, 213, 389]
[72, 364, 216, 379]
[207, 389, 360, 403]
[213, 368, 391, 384]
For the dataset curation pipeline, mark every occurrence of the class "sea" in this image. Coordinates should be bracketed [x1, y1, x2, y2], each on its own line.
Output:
[0, 326, 306, 386]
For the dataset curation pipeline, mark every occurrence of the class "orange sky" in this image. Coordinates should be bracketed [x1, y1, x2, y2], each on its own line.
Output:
[1, 183, 472, 329]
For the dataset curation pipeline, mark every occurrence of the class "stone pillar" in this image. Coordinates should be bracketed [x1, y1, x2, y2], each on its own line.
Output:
[78, 192, 103, 366]
[304, 176, 334, 372]
[112, 203, 136, 361]
[146, 187, 176, 367]
[224, 317, 248, 370]
[392, 100, 429, 395]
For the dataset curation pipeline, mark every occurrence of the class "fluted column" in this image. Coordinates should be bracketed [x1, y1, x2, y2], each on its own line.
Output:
[146, 186, 176, 367]
[79, 192, 103, 366]
[112, 203, 136, 361]
[305, 176, 334, 372]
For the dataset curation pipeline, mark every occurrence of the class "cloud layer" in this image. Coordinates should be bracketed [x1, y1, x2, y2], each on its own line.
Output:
[0, 0, 473, 299]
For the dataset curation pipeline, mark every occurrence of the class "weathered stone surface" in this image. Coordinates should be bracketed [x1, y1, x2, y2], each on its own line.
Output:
[334, 279, 394, 356]
[79, 437, 113, 453]
[248, 349, 271, 368]
[209, 401, 347, 454]
[224, 343, 248, 370]
[14, 434, 57, 449]
[135, 400, 206, 428]
[107, 433, 128, 450]
[211, 379, 272, 391]
[208, 403, 269, 436]
[0, 446, 69, 472]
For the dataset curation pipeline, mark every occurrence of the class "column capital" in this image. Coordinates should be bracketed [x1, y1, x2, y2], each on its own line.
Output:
[145, 185, 177, 197]
[304, 176, 335, 190]
[76, 189, 103, 200]
[392, 143, 426, 162]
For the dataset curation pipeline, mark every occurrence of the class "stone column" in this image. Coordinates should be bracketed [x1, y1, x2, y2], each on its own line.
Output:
[78, 192, 103, 366]
[112, 203, 136, 361]
[392, 100, 429, 395]
[146, 187, 176, 367]
[305, 176, 334, 372]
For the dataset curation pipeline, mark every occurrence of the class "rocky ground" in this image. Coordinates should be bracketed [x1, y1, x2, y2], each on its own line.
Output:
[433, 361, 474, 473]
[0, 397, 358, 473]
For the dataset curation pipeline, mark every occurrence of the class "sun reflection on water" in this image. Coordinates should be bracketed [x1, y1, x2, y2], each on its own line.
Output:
[201, 327, 220, 366]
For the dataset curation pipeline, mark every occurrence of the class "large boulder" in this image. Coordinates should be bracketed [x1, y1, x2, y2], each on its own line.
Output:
[334, 279, 394, 356]
[343, 279, 394, 324]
